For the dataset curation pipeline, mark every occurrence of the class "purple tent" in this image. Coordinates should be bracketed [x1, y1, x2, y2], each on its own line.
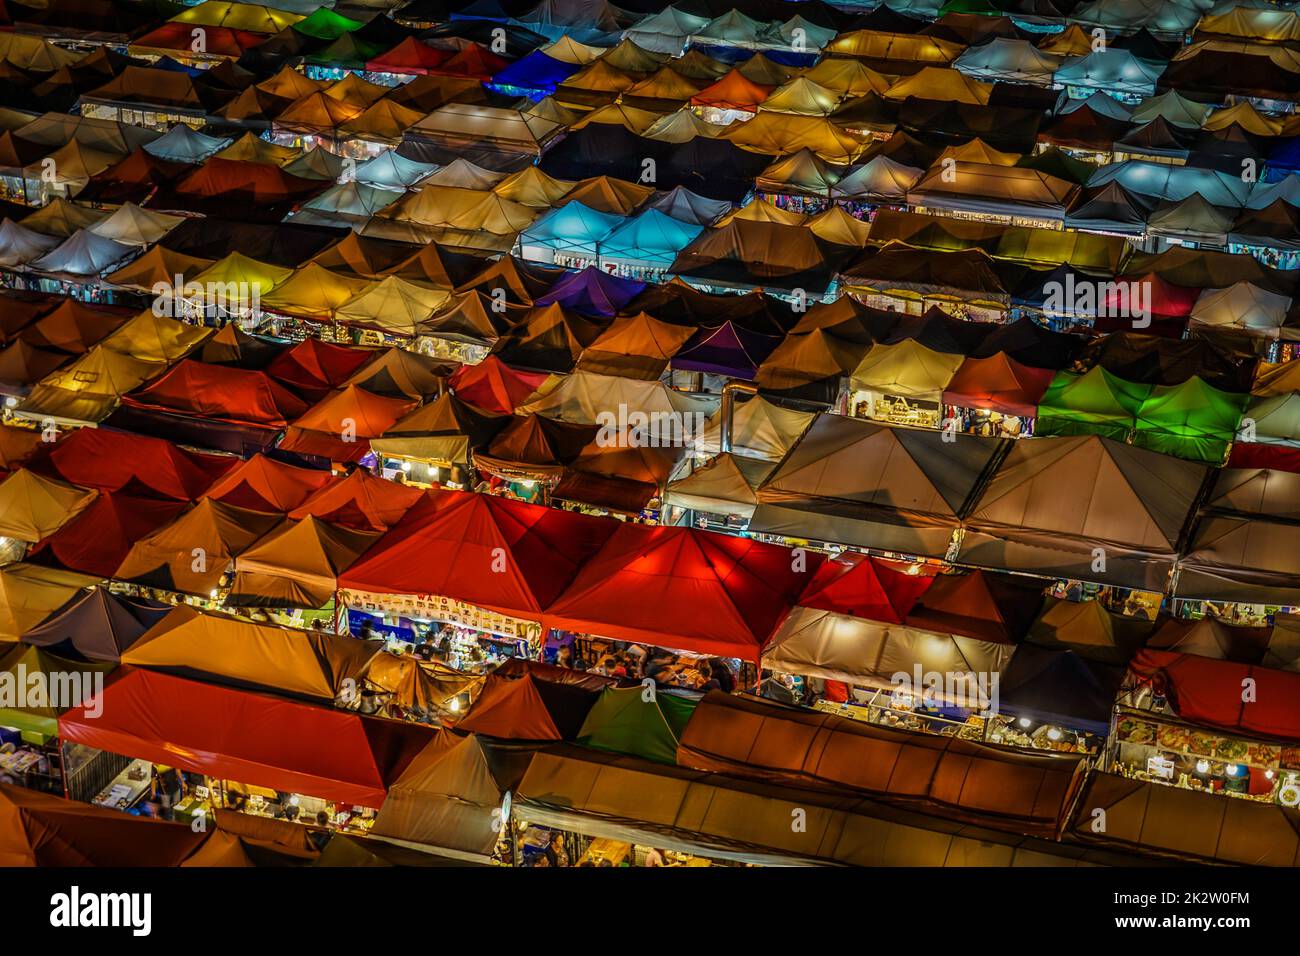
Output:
[534, 266, 646, 317]
[671, 320, 783, 380]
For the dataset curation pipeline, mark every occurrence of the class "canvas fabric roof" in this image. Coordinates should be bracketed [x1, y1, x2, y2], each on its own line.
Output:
[120, 604, 376, 700]
[691, 394, 815, 461]
[18, 345, 162, 425]
[28, 425, 232, 500]
[1175, 515, 1300, 605]
[517, 369, 716, 427]
[1034, 366, 1152, 442]
[369, 731, 504, 861]
[663, 452, 776, 519]
[229, 515, 382, 609]
[202, 453, 330, 513]
[576, 311, 696, 380]
[287, 468, 423, 533]
[59, 668, 429, 808]
[0, 469, 96, 543]
[544, 523, 821, 661]
[122, 359, 309, 430]
[115, 497, 282, 596]
[679, 691, 1085, 837]
[577, 686, 698, 764]
[959, 435, 1207, 591]
[0, 563, 98, 644]
[372, 392, 507, 467]
[752, 413, 1001, 558]
[850, 338, 966, 400]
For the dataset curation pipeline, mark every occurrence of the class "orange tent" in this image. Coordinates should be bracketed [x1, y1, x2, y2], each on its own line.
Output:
[690, 68, 773, 112]
[278, 385, 416, 464]
[287, 468, 424, 532]
[455, 671, 599, 740]
[202, 453, 333, 512]
[448, 355, 549, 413]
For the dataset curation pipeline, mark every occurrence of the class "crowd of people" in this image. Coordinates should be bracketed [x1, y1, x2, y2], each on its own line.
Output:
[550, 640, 737, 693]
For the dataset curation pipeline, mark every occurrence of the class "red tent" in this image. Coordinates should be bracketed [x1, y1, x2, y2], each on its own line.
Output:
[123, 359, 309, 429]
[1227, 442, 1300, 474]
[265, 339, 374, 400]
[544, 524, 823, 661]
[448, 355, 549, 414]
[134, 23, 267, 58]
[28, 427, 235, 500]
[288, 468, 424, 531]
[366, 37, 452, 75]
[166, 158, 326, 204]
[278, 385, 415, 463]
[1129, 649, 1300, 743]
[340, 488, 617, 617]
[201, 453, 333, 512]
[797, 552, 935, 624]
[59, 668, 432, 808]
[435, 44, 509, 80]
[28, 492, 186, 577]
[942, 353, 1057, 418]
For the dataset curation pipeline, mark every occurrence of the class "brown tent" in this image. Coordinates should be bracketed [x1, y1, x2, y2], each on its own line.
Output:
[455, 672, 598, 740]
[368, 731, 505, 861]
[678, 691, 1085, 838]
[228, 514, 381, 609]
[0, 469, 97, 543]
[576, 311, 695, 380]
[115, 497, 282, 596]
[363, 653, 485, 719]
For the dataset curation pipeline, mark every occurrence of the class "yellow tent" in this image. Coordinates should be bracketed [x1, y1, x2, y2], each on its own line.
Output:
[190, 251, 295, 298]
[0, 563, 98, 643]
[544, 35, 604, 65]
[1203, 102, 1283, 136]
[340, 99, 426, 145]
[20, 198, 108, 238]
[569, 102, 663, 135]
[493, 166, 576, 208]
[825, 30, 963, 65]
[850, 339, 965, 400]
[214, 131, 298, 167]
[800, 58, 891, 97]
[561, 175, 654, 215]
[229, 515, 381, 610]
[642, 108, 724, 142]
[884, 67, 993, 105]
[169, 1, 303, 34]
[256, 65, 325, 101]
[105, 245, 213, 293]
[808, 206, 872, 246]
[716, 197, 807, 227]
[935, 138, 1021, 167]
[324, 73, 390, 107]
[274, 91, 365, 135]
[18, 346, 162, 424]
[0, 469, 97, 543]
[260, 262, 371, 320]
[335, 275, 454, 337]
[97, 309, 212, 366]
[0, 33, 82, 72]
[759, 77, 842, 116]
[362, 656, 485, 721]
[623, 66, 705, 104]
[724, 113, 866, 164]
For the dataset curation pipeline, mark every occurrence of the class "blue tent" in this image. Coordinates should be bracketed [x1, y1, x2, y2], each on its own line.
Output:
[603, 208, 704, 266]
[519, 201, 624, 257]
[489, 51, 580, 98]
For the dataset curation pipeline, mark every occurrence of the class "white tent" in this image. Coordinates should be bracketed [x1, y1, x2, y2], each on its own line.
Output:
[691, 393, 815, 461]
[87, 203, 184, 246]
[1190, 282, 1294, 338]
[663, 451, 775, 519]
[29, 229, 136, 280]
[143, 124, 230, 164]
[832, 156, 924, 202]
[0, 219, 59, 267]
[517, 369, 719, 424]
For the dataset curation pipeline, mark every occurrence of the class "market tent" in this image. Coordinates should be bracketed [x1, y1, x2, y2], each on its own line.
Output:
[114, 497, 283, 596]
[755, 327, 864, 403]
[576, 686, 698, 764]
[278, 386, 416, 464]
[490, 303, 602, 374]
[368, 731, 505, 861]
[0, 783, 223, 867]
[1055, 49, 1163, 98]
[17, 345, 161, 425]
[1070, 772, 1300, 867]
[19, 299, 127, 356]
[456, 671, 599, 740]
[943, 352, 1056, 418]
[518, 200, 622, 258]
[1146, 617, 1277, 664]
[371, 392, 509, 468]
[1131, 376, 1248, 464]
[959, 435, 1207, 591]
[903, 569, 1045, 645]
[751, 412, 1001, 557]
[908, 163, 1077, 222]
[1034, 366, 1152, 442]
[850, 338, 965, 401]
[954, 37, 1061, 84]
[1191, 282, 1294, 340]
[1242, 392, 1300, 447]
[354, 150, 436, 190]
[1176, 512, 1300, 605]
[1027, 596, 1158, 665]
[29, 229, 136, 282]
[201, 453, 332, 513]
[691, 394, 815, 461]
[19, 587, 167, 663]
[120, 604, 376, 702]
[58, 668, 430, 808]
[0, 221, 59, 269]
[87, 203, 183, 247]
[228, 515, 382, 609]
[996, 643, 1125, 735]
[534, 266, 645, 316]
[170, 2, 304, 35]
[689, 67, 772, 112]
[679, 691, 1085, 838]
[143, 124, 230, 165]
[517, 369, 716, 429]
[473, 411, 596, 479]
[663, 452, 776, 520]
[265, 339, 373, 400]
[884, 66, 992, 105]
[291, 181, 405, 229]
[27, 426, 232, 500]
[576, 311, 695, 380]
[27, 492, 186, 579]
[513, 745, 1113, 867]
[341, 489, 616, 618]
[829, 156, 920, 203]
[797, 552, 935, 624]
[0, 644, 114, 737]
[362, 654, 485, 721]
[0, 563, 98, 644]
[341, 348, 450, 402]
[671, 320, 783, 381]
[197, 325, 283, 370]
[0, 469, 96, 543]
[260, 262, 370, 321]
[288, 468, 425, 533]
[761, 606, 1014, 693]
[543, 523, 821, 661]
[105, 245, 213, 294]
[1128, 650, 1300, 742]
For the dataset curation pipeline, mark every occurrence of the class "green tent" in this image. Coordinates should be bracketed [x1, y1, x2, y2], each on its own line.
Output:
[0, 644, 115, 741]
[1035, 366, 1152, 441]
[940, 0, 1006, 14]
[292, 7, 364, 41]
[1132, 376, 1248, 464]
[576, 686, 699, 764]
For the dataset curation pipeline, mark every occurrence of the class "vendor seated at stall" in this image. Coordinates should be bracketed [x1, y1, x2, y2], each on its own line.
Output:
[645, 650, 677, 684]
